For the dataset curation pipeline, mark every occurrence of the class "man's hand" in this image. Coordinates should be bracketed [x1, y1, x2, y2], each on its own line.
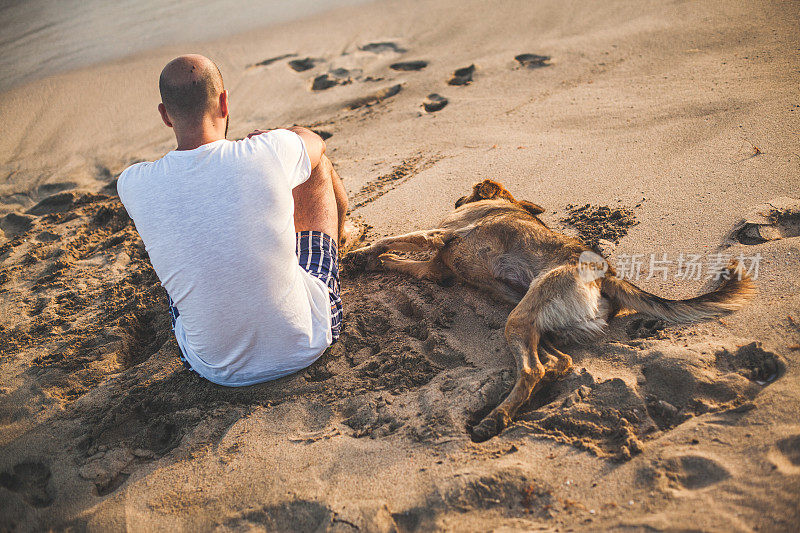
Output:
[246, 129, 270, 138]
[247, 127, 325, 169]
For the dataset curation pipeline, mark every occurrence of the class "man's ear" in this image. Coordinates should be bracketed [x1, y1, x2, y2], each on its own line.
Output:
[158, 103, 173, 128]
[219, 90, 229, 118]
[477, 180, 501, 199]
[519, 200, 545, 216]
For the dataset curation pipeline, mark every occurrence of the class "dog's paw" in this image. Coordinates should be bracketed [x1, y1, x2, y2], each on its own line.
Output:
[377, 252, 404, 267]
[542, 359, 573, 381]
[341, 248, 379, 273]
[469, 413, 507, 442]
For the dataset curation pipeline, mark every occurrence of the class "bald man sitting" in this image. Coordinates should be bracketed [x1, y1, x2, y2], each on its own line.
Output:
[118, 55, 351, 385]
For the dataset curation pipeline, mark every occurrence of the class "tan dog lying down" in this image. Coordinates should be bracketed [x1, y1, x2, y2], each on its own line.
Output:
[346, 180, 754, 441]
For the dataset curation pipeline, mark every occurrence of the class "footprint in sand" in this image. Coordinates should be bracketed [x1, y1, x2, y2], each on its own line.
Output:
[448, 64, 475, 86]
[0, 461, 54, 507]
[360, 41, 407, 54]
[662, 454, 730, 490]
[118, 310, 171, 369]
[443, 468, 552, 514]
[248, 53, 297, 69]
[311, 68, 360, 91]
[35, 230, 59, 243]
[515, 53, 551, 68]
[390, 60, 428, 71]
[27, 191, 80, 215]
[288, 57, 322, 72]
[0, 212, 35, 239]
[346, 84, 402, 110]
[79, 448, 135, 496]
[736, 197, 800, 244]
[776, 435, 800, 467]
[223, 501, 334, 532]
[626, 316, 667, 339]
[422, 93, 448, 113]
[768, 434, 800, 475]
[714, 341, 785, 385]
[37, 182, 77, 196]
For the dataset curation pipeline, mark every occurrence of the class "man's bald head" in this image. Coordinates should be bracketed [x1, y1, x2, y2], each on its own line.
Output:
[159, 55, 224, 124]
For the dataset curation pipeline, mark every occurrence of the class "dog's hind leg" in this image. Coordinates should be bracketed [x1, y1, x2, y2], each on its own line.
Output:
[471, 292, 548, 442]
[470, 266, 579, 442]
[471, 316, 544, 442]
[378, 252, 448, 282]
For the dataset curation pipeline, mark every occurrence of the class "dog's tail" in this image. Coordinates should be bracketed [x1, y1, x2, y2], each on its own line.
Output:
[600, 261, 755, 323]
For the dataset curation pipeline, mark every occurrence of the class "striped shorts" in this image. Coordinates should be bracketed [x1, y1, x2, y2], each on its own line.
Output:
[296, 230, 343, 342]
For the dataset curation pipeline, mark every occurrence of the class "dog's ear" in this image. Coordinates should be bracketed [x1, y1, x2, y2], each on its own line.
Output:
[477, 180, 501, 199]
[519, 200, 545, 216]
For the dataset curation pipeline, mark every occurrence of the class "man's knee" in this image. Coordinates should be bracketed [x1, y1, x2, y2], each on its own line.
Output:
[314, 154, 334, 180]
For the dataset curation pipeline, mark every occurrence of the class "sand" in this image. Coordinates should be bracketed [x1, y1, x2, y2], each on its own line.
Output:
[1, 0, 799, 530]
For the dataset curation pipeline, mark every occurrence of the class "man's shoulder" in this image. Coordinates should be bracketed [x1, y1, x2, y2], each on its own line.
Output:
[117, 161, 156, 203]
[119, 160, 155, 180]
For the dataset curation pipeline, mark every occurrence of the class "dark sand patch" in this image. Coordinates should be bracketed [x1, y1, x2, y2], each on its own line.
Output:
[561, 204, 638, 249]
[662, 455, 730, 490]
[221, 500, 334, 531]
[26, 191, 83, 215]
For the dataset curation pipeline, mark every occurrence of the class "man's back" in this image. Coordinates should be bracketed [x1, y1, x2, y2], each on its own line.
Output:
[118, 131, 332, 386]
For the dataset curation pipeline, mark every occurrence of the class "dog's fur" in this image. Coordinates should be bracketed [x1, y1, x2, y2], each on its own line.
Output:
[346, 180, 755, 441]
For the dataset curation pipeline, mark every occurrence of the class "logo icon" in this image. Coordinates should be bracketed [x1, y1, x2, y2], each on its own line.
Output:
[578, 250, 609, 282]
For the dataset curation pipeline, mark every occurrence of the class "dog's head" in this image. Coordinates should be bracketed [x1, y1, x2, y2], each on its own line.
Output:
[455, 179, 545, 216]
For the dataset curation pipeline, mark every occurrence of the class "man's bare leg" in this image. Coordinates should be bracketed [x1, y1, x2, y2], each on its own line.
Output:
[293, 155, 349, 246]
[328, 158, 353, 249]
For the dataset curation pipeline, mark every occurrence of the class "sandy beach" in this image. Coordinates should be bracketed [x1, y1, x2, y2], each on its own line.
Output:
[1, 0, 799, 530]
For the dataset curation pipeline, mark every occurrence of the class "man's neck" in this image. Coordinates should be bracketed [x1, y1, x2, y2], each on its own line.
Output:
[175, 132, 225, 151]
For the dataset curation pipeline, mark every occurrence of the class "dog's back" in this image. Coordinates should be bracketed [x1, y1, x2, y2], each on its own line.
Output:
[436, 202, 588, 303]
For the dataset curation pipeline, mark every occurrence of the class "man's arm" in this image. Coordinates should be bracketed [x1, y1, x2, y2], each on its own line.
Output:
[247, 126, 326, 169]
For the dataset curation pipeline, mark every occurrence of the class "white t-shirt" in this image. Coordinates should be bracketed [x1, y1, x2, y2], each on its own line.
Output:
[117, 130, 332, 386]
